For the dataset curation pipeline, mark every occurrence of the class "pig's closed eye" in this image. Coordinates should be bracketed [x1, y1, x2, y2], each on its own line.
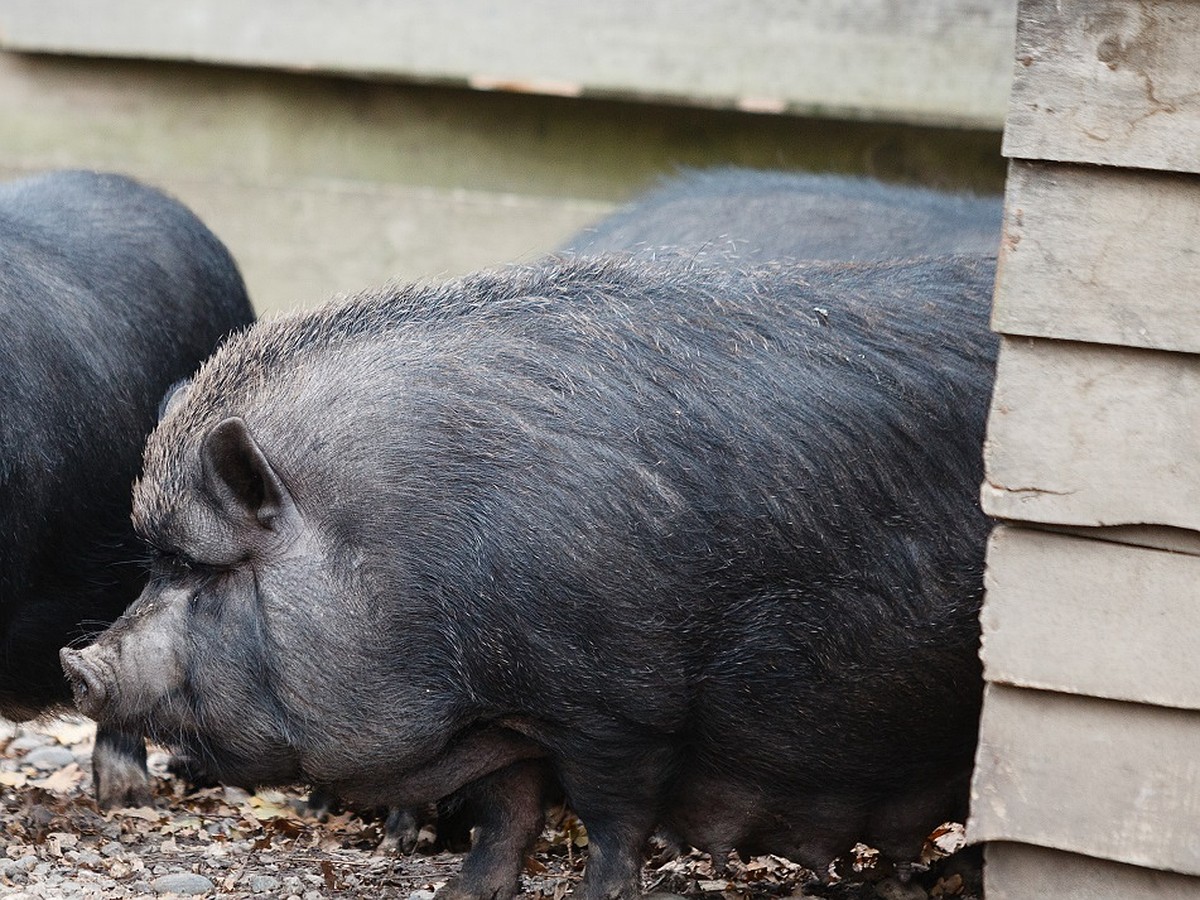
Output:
[187, 585, 217, 616]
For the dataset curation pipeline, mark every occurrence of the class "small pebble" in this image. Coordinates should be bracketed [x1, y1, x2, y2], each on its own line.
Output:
[408, 891, 436, 900]
[6, 855, 38, 873]
[23, 745, 75, 770]
[248, 874, 281, 893]
[150, 872, 215, 895]
[8, 734, 52, 753]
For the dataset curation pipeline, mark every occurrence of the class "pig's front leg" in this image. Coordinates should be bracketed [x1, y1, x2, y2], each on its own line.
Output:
[556, 745, 673, 900]
[92, 724, 151, 809]
[436, 760, 551, 900]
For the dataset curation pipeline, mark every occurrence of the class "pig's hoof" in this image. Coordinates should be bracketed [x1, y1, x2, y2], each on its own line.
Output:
[95, 767, 154, 809]
[434, 875, 518, 900]
[166, 752, 220, 790]
[92, 731, 153, 809]
[374, 807, 420, 856]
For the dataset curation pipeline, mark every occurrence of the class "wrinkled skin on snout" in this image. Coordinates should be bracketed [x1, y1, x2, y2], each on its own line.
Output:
[64, 255, 995, 900]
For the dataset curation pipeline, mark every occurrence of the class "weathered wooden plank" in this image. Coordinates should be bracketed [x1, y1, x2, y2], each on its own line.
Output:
[0, 53, 1007, 200]
[970, 685, 1200, 876]
[1044, 524, 1200, 559]
[1004, 0, 1200, 173]
[985, 842, 1200, 900]
[981, 526, 1200, 710]
[0, 48, 1008, 314]
[982, 337, 1200, 532]
[992, 160, 1200, 353]
[0, 0, 1018, 127]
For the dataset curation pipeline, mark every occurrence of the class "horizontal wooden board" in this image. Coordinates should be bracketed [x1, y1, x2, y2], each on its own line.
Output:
[981, 526, 1200, 710]
[1004, 0, 1200, 173]
[0, 53, 1007, 200]
[982, 337, 1200, 532]
[992, 161, 1200, 353]
[0, 0, 1017, 127]
[970, 685, 1200, 876]
[0, 51, 1008, 313]
[985, 842, 1200, 900]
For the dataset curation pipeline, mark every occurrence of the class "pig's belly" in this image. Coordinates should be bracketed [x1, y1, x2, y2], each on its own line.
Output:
[663, 768, 970, 869]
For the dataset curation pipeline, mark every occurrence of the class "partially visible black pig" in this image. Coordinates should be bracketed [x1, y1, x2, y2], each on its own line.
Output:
[64, 251, 995, 899]
[564, 166, 1001, 263]
[0, 169, 254, 806]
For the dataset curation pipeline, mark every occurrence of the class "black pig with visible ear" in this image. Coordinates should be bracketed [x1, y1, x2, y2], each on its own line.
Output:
[64, 251, 995, 900]
[0, 168, 254, 806]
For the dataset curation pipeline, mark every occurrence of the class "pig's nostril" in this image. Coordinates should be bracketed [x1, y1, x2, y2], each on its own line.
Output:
[59, 648, 108, 717]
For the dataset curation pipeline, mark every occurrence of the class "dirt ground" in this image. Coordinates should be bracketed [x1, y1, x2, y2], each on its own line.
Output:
[0, 715, 982, 899]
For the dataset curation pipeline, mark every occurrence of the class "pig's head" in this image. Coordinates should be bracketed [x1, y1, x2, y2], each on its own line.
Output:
[58, 310, 462, 796]
[59, 411, 320, 785]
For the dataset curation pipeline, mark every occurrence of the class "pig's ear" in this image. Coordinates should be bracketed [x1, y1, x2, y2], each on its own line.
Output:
[201, 417, 297, 533]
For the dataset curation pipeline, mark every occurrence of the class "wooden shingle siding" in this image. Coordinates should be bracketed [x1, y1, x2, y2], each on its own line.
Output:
[0, 0, 1018, 128]
[982, 337, 1200, 531]
[1003, 0, 1200, 174]
[981, 526, 1200, 711]
[974, 0, 1200, 893]
[992, 161, 1200, 353]
[971, 686, 1200, 877]
[984, 843, 1200, 900]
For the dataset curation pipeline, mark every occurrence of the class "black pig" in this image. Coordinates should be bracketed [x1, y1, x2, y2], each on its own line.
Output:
[370, 168, 1004, 859]
[565, 167, 1001, 263]
[64, 253, 996, 899]
[0, 169, 254, 806]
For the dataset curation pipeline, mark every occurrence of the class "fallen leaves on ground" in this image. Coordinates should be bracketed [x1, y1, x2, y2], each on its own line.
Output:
[0, 716, 982, 899]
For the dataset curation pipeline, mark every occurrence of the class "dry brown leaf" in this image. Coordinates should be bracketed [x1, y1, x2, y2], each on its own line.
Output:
[33, 762, 84, 793]
[524, 855, 548, 875]
[320, 859, 338, 890]
[931, 872, 965, 897]
[41, 719, 95, 747]
[243, 795, 296, 820]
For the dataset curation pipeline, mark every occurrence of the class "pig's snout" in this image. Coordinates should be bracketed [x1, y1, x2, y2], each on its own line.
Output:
[60, 647, 110, 718]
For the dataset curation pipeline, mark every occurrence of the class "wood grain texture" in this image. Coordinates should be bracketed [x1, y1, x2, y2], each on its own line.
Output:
[0, 0, 1018, 127]
[970, 685, 1200, 876]
[981, 526, 1200, 710]
[984, 843, 1200, 900]
[993, 160, 1200, 353]
[982, 337, 1200, 531]
[1004, 0, 1200, 172]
